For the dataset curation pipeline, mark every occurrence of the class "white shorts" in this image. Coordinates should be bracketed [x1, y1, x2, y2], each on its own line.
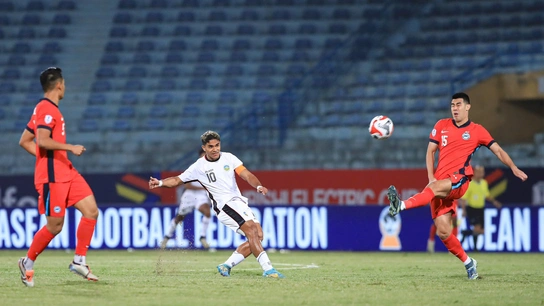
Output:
[217, 197, 258, 236]
[177, 191, 210, 216]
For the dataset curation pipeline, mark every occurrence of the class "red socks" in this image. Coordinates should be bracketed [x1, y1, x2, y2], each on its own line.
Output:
[27, 226, 56, 261]
[75, 217, 97, 256]
[404, 187, 435, 210]
[441, 232, 468, 262]
[428, 224, 437, 242]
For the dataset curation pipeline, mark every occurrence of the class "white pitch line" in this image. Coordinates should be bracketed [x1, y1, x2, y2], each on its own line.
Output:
[163, 263, 319, 273]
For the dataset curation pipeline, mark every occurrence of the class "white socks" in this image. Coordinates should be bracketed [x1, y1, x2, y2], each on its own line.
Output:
[166, 218, 178, 238]
[400, 201, 406, 210]
[24, 257, 35, 270]
[224, 251, 245, 268]
[74, 255, 86, 265]
[257, 251, 273, 272]
[200, 216, 210, 238]
[463, 257, 472, 266]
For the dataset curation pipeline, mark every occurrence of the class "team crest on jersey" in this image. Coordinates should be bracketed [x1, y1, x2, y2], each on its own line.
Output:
[462, 131, 470, 140]
[45, 115, 53, 124]
[224, 165, 230, 171]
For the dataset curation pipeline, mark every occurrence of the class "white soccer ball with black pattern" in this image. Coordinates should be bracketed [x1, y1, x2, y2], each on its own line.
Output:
[369, 115, 394, 140]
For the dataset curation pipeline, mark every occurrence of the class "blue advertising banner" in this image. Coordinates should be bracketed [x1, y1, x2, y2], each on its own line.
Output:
[1, 205, 543, 252]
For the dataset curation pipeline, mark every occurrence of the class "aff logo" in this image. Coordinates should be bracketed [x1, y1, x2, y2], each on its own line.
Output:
[378, 207, 402, 251]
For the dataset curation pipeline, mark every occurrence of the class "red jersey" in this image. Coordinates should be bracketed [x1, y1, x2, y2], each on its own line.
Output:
[429, 119, 495, 180]
[26, 98, 78, 184]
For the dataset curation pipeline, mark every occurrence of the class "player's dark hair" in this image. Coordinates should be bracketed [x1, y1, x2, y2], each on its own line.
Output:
[452, 92, 470, 104]
[201, 130, 220, 145]
[40, 67, 63, 92]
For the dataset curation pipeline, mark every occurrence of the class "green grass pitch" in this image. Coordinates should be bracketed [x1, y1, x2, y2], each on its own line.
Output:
[1, 250, 543, 305]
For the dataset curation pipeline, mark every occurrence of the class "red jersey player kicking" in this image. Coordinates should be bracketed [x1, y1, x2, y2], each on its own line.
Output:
[387, 92, 528, 280]
[17, 67, 100, 287]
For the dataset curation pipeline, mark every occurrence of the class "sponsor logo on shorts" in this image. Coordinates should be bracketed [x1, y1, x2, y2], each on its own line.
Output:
[224, 165, 230, 171]
[462, 131, 470, 140]
[53, 206, 61, 213]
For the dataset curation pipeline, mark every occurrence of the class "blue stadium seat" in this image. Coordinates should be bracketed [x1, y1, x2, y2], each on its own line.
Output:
[114, 12, 132, 24]
[169, 40, 187, 51]
[174, 25, 192, 36]
[268, 24, 286, 35]
[271, 9, 291, 20]
[405, 113, 425, 126]
[186, 92, 204, 103]
[181, 0, 199, 7]
[18, 106, 35, 119]
[190, 78, 208, 90]
[197, 52, 216, 62]
[124, 80, 144, 91]
[213, 0, 230, 6]
[201, 39, 219, 51]
[333, 8, 350, 19]
[161, 66, 179, 78]
[118, 0, 137, 9]
[48, 28, 67, 38]
[407, 100, 426, 112]
[137, 40, 155, 52]
[121, 92, 139, 105]
[18, 28, 36, 39]
[181, 105, 200, 117]
[142, 119, 166, 131]
[101, 54, 120, 65]
[96, 67, 116, 78]
[205, 25, 223, 36]
[0, 15, 9, 25]
[112, 120, 133, 131]
[291, 51, 309, 62]
[133, 53, 151, 64]
[57, 0, 75, 10]
[42, 41, 62, 53]
[53, 13, 71, 24]
[26, 1, 44, 11]
[157, 79, 176, 90]
[22, 14, 40, 25]
[128, 66, 147, 78]
[286, 64, 305, 76]
[0, 82, 16, 94]
[237, 24, 255, 35]
[141, 26, 160, 37]
[78, 119, 99, 132]
[303, 9, 321, 20]
[232, 39, 251, 50]
[145, 12, 164, 23]
[174, 118, 198, 130]
[148, 106, 169, 118]
[38, 54, 57, 65]
[254, 77, 276, 89]
[0, 1, 14, 11]
[329, 23, 347, 34]
[322, 114, 341, 127]
[257, 64, 277, 76]
[154, 92, 173, 105]
[150, 0, 168, 8]
[262, 51, 280, 62]
[92, 80, 112, 92]
[225, 64, 244, 76]
[84, 107, 105, 119]
[229, 52, 248, 62]
[116, 106, 136, 118]
[105, 41, 124, 52]
[177, 12, 195, 22]
[264, 38, 283, 50]
[298, 23, 317, 34]
[295, 38, 313, 50]
[88, 94, 106, 105]
[240, 9, 259, 20]
[1, 68, 21, 79]
[219, 91, 237, 104]
[193, 65, 211, 77]
[222, 78, 241, 89]
[12, 42, 31, 53]
[276, 0, 294, 5]
[165, 53, 183, 63]
[208, 10, 227, 21]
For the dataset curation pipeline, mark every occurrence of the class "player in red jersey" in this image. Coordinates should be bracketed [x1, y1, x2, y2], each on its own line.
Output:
[17, 67, 100, 287]
[387, 92, 528, 280]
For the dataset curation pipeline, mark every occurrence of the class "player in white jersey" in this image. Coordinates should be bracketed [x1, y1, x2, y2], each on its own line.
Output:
[160, 149, 212, 250]
[149, 131, 284, 278]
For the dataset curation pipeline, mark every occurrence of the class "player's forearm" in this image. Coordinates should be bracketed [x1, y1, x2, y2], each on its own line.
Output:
[425, 151, 435, 180]
[37, 137, 73, 151]
[20, 142, 36, 156]
[160, 176, 183, 188]
[244, 174, 262, 189]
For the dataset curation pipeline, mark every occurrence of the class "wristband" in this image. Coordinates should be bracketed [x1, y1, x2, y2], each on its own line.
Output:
[158, 180, 163, 187]
[256, 185, 263, 191]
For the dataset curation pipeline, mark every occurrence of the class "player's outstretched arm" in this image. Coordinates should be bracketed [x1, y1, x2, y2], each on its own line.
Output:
[237, 168, 268, 195]
[489, 143, 528, 181]
[426, 142, 439, 184]
[149, 176, 183, 189]
[19, 129, 36, 156]
[36, 128, 86, 156]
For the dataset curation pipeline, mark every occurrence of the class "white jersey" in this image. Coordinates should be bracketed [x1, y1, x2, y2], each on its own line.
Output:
[178, 152, 246, 213]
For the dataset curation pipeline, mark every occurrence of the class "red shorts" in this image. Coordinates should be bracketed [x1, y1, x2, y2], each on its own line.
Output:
[430, 173, 470, 219]
[35, 174, 93, 217]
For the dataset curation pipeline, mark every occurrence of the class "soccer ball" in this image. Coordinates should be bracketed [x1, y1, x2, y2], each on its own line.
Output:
[369, 115, 394, 140]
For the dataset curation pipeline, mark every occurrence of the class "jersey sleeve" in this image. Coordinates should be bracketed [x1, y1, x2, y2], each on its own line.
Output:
[178, 162, 198, 183]
[26, 112, 35, 134]
[35, 103, 57, 132]
[477, 125, 495, 148]
[429, 120, 443, 145]
[230, 153, 243, 169]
